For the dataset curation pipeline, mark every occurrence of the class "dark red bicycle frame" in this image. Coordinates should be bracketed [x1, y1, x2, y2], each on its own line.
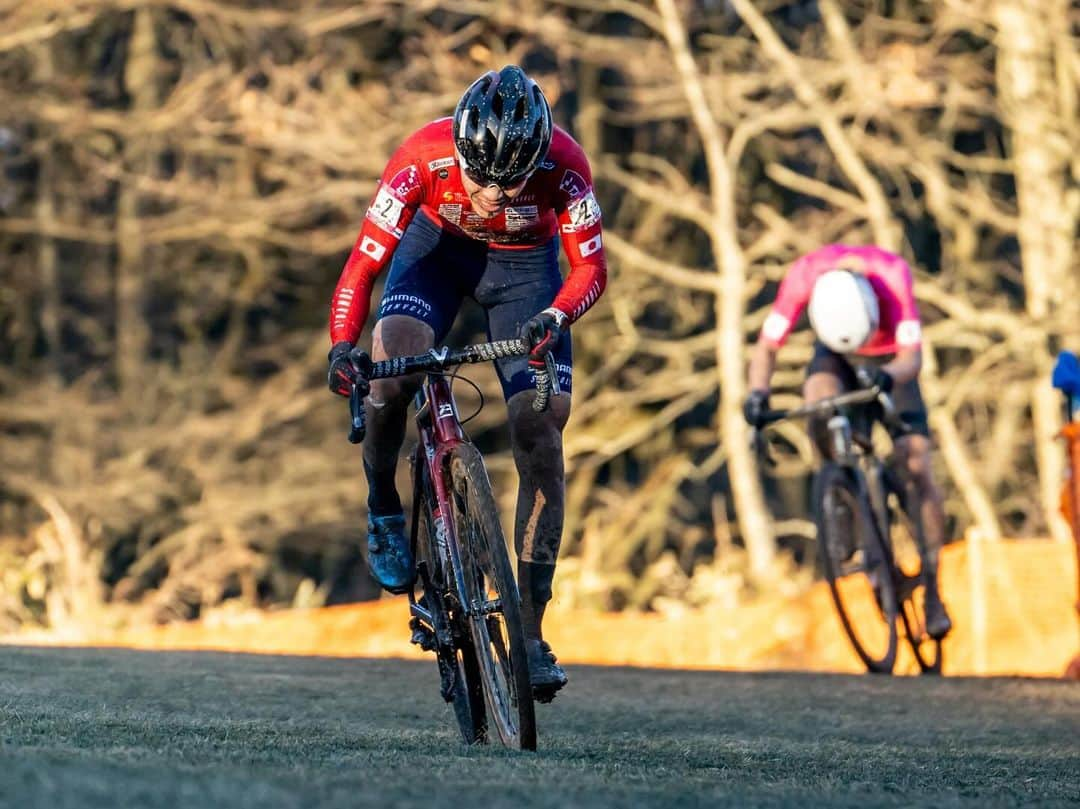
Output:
[411, 374, 471, 612]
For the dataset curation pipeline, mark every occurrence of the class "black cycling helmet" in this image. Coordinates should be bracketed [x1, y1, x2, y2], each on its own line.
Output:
[453, 65, 553, 188]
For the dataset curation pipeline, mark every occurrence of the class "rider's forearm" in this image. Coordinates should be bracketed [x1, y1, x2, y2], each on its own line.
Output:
[550, 257, 606, 323]
[881, 347, 922, 386]
[329, 244, 383, 345]
[748, 340, 778, 393]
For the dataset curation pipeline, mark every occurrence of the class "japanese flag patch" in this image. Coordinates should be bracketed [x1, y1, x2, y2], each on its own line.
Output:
[579, 234, 603, 258]
[358, 236, 387, 262]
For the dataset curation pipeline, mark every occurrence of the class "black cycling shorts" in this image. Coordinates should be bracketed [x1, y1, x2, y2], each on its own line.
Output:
[806, 342, 930, 438]
[376, 211, 572, 400]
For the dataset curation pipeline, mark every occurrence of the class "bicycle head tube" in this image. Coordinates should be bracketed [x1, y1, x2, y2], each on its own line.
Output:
[827, 413, 855, 465]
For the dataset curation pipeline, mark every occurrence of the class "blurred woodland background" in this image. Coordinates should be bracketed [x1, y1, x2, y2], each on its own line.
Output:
[0, 0, 1077, 634]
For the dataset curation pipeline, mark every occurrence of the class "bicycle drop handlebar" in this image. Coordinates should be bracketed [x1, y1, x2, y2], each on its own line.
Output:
[757, 386, 888, 427]
[346, 339, 559, 444]
[751, 385, 909, 463]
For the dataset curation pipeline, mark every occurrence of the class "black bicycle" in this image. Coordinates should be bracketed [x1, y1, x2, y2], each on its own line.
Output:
[346, 339, 558, 749]
[755, 385, 942, 675]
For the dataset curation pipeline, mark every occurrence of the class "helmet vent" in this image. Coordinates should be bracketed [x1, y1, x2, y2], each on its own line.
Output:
[452, 66, 553, 186]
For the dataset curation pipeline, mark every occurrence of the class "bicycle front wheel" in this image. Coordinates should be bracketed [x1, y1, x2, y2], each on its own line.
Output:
[448, 443, 537, 751]
[814, 463, 899, 674]
[414, 470, 488, 744]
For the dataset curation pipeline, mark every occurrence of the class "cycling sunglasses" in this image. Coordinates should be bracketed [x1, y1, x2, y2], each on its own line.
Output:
[459, 159, 532, 192]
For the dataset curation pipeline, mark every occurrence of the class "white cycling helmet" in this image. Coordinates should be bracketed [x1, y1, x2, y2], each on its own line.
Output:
[807, 269, 880, 353]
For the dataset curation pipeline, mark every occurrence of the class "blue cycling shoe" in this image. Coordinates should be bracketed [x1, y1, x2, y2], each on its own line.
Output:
[366, 513, 415, 594]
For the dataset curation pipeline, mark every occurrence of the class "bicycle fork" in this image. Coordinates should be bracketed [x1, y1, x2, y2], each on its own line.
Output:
[826, 413, 893, 578]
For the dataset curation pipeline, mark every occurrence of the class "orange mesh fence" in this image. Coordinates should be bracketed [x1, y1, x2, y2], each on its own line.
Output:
[13, 539, 1079, 677]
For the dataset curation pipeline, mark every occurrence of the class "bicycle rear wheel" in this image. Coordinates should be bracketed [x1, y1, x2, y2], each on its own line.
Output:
[884, 470, 943, 675]
[414, 459, 487, 743]
[448, 443, 537, 751]
[814, 462, 899, 674]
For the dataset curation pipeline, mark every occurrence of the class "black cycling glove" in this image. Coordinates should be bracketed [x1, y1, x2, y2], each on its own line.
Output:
[519, 308, 566, 369]
[328, 341, 372, 398]
[856, 366, 894, 394]
[743, 389, 770, 428]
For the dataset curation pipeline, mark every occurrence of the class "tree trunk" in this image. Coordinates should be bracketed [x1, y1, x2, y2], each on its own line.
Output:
[115, 8, 157, 402]
[34, 42, 60, 384]
[994, 0, 1077, 541]
[656, 0, 776, 583]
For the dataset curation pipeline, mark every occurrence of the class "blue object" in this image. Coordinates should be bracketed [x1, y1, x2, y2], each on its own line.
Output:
[366, 513, 414, 594]
[1052, 351, 1080, 397]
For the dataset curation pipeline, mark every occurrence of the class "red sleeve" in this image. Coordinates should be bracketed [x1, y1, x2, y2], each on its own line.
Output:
[550, 147, 607, 323]
[885, 253, 922, 349]
[759, 251, 824, 348]
[329, 140, 427, 344]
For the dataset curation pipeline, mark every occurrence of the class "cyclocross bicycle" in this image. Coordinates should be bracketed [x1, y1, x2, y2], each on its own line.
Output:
[755, 385, 942, 675]
[345, 339, 558, 750]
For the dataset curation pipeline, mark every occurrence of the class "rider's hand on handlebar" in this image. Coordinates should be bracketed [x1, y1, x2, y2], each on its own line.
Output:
[519, 308, 565, 369]
[328, 341, 372, 398]
[855, 366, 893, 394]
[743, 389, 770, 428]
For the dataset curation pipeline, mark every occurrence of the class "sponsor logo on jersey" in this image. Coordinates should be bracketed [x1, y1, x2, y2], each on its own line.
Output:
[358, 235, 388, 262]
[559, 169, 587, 198]
[443, 191, 455, 202]
[567, 191, 602, 230]
[579, 233, 602, 258]
[438, 169, 449, 179]
[539, 159, 556, 170]
[504, 205, 539, 231]
[437, 203, 462, 224]
[427, 156, 455, 171]
[388, 165, 421, 196]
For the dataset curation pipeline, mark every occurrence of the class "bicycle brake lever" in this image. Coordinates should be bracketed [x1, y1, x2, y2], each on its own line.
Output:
[347, 382, 366, 444]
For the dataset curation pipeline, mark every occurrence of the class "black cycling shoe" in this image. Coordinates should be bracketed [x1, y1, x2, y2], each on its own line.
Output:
[924, 589, 953, 640]
[526, 639, 568, 703]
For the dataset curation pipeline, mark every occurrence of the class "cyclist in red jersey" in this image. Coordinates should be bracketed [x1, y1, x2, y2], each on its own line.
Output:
[743, 245, 952, 640]
[326, 66, 607, 697]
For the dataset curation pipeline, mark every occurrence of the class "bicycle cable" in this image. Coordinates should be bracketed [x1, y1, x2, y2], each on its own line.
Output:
[444, 366, 486, 425]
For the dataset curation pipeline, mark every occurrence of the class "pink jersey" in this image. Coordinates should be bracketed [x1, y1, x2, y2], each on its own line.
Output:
[329, 119, 607, 344]
[759, 245, 922, 356]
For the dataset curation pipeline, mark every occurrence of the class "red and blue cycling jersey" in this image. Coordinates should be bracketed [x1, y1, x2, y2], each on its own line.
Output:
[330, 119, 607, 344]
[760, 244, 923, 356]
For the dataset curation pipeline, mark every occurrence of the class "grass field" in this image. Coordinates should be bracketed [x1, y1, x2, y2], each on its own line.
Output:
[0, 647, 1076, 808]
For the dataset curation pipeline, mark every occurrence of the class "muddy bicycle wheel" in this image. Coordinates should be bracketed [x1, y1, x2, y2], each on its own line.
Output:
[414, 460, 487, 743]
[814, 463, 898, 674]
[449, 443, 536, 751]
[883, 470, 943, 675]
